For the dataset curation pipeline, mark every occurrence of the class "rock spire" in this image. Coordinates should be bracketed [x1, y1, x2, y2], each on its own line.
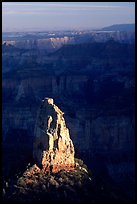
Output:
[33, 97, 75, 173]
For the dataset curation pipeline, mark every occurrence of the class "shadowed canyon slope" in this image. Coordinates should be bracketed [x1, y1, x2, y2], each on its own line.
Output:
[2, 31, 135, 201]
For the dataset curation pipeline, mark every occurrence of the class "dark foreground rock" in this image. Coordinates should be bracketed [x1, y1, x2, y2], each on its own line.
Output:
[3, 158, 133, 203]
[3, 159, 91, 202]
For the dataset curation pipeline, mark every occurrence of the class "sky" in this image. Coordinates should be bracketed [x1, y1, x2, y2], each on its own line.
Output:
[2, 2, 135, 32]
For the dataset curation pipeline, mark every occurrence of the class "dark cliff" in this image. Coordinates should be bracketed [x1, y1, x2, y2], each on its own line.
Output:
[2, 39, 135, 202]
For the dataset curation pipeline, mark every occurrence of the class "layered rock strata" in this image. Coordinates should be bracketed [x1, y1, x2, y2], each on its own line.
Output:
[33, 97, 75, 173]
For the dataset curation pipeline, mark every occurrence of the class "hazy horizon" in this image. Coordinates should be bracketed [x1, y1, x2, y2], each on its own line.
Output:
[2, 2, 135, 32]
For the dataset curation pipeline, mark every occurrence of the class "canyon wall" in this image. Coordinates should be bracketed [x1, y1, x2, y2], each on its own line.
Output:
[2, 40, 135, 198]
[2, 31, 135, 53]
[2, 73, 134, 154]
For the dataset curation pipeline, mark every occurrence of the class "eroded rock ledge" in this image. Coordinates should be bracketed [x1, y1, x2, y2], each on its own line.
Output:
[33, 97, 75, 173]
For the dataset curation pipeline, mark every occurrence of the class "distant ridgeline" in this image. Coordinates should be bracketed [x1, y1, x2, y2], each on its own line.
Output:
[2, 24, 135, 53]
[101, 23, 135, 32]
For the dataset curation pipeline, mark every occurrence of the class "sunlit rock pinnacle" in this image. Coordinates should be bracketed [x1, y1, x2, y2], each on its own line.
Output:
[33, 97, 75, 173]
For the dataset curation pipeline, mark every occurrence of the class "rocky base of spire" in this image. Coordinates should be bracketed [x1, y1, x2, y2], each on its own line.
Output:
[3, 159, 94, 203]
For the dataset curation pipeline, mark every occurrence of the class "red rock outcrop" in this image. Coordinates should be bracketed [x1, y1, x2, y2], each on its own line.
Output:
[33, 98, 75, 173]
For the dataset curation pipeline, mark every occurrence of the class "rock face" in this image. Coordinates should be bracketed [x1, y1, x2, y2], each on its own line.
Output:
[33, 97, 75, 173]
